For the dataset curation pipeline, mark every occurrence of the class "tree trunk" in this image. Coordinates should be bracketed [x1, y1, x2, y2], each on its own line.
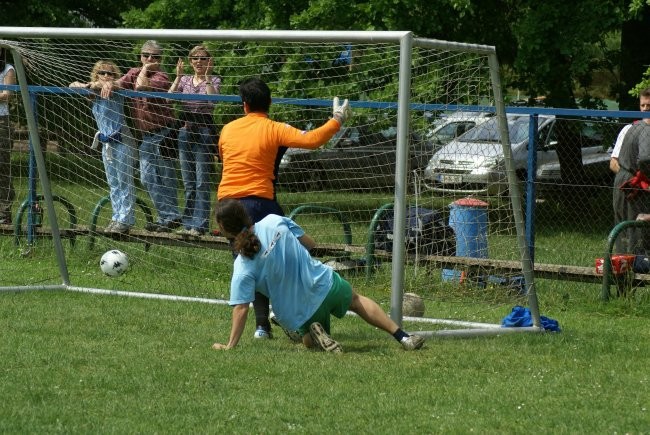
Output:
[620, 7, 650, 110]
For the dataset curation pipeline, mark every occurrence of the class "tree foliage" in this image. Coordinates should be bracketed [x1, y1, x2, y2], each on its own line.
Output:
[4, 0, 650, 108]
[0, 0, 150, 27]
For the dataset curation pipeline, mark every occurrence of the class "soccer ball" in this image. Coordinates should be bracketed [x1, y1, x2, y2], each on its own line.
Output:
[402, 292, 425, 317]
[100, 249, 129, 277]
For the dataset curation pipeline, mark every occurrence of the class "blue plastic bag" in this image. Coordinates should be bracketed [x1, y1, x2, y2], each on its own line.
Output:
[501, 306, 561, 332]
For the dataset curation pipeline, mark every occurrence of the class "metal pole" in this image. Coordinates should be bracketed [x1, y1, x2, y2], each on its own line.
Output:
[9, 46, 71, 284]
[487, 53, 541, 328]
[389, 32, 413, 325]
[526, 114, 538, 264]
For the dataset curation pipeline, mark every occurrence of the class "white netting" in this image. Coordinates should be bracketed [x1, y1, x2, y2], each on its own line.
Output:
[0, 32, 538, 333]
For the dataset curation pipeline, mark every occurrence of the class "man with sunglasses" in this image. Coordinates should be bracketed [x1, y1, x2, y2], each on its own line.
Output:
[118, 40, 182, 233]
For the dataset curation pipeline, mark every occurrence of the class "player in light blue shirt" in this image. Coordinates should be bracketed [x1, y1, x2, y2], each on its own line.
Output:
[212, 198, 425, 352]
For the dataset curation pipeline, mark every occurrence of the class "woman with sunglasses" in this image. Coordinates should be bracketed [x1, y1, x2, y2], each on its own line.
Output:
[168, 45, 221, 237]
[70, 60, 137, 234]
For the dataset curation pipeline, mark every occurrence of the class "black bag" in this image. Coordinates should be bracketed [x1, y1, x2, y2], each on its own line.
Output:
[633, 254, 650, 273]
[374, 206, 455, 256]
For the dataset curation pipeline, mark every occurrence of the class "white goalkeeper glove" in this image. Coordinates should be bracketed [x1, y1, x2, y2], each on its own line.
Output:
[332, 97, 352, 124]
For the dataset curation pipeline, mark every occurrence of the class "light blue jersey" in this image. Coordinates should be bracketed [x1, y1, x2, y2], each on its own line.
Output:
[229, 215, 333, 331]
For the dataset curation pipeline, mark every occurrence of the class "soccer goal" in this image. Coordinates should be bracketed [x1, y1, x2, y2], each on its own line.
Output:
[0, 27, 541, 337]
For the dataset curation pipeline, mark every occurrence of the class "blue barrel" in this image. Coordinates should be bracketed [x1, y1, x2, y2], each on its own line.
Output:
[442, 198, 489, 281]
[449, 198, 488, 258]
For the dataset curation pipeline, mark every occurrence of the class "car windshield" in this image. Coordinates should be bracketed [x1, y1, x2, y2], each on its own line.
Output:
[457, 117, 530, 144]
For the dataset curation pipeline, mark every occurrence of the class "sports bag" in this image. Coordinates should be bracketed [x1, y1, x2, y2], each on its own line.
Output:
[374, 206, 455, 256]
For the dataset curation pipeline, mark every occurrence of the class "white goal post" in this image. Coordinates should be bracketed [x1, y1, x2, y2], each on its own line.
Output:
[0, 27, 541, 337]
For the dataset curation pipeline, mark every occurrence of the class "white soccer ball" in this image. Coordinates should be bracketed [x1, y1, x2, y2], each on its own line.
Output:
[100, 249, 129, 277]
[402, 292, 425, 317]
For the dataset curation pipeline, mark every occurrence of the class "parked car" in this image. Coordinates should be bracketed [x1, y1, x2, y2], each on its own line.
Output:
[422, 114, 610, 195]
[278, 125, 436, 191]
[426, 112, 494, 146]
[535, 147, 613, 184]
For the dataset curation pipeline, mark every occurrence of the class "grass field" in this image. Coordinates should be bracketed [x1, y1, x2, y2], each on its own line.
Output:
[3, 155, 650, 432]
[1, 286, 649, 433]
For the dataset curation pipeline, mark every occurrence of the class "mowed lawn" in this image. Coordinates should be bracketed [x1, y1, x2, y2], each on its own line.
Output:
[0, 286, 649, 433]
[1, 155, 648, 432]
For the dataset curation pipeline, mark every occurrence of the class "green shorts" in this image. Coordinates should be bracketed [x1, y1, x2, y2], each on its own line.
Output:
[298, 272, 353, 336]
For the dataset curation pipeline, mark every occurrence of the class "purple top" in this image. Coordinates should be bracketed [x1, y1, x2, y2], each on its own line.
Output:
[173, 75, 222, 114]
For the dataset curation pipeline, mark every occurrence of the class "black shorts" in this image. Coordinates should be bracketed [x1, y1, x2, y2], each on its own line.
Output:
[237, 196, 284, 222]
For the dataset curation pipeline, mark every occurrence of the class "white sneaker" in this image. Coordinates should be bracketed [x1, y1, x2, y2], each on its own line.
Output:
[175, 228, 192, 236]
[188, 228, 204, 237]
[309, 322, 342, 352]
[401, 334, 425, 351]
[253, 327, 272, 339]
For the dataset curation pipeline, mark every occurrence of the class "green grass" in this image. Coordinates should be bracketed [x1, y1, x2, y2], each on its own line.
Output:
[1, 289, 649, 433]
[3, 154, 649, 432]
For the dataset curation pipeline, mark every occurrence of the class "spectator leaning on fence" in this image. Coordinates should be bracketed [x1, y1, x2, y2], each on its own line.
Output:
[611, 88, 650, 253]
[217, 77, 351, 339]
[118, 40, 182, 233]
[70, 60, 137, 234]
[168, 45, 221, 237]
[0, 47, 16, 225]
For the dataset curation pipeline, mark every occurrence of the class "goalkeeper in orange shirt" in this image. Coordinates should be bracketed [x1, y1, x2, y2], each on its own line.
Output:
[217, 77, 352, 339]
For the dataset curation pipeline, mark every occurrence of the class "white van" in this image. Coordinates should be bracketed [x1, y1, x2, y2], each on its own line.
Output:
[422, 114, 609, 195]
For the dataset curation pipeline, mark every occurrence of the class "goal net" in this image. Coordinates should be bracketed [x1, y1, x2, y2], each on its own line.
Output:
[0, 29, 541, 337]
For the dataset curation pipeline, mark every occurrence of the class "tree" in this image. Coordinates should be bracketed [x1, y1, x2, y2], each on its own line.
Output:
[122, 0, 628, 107]
[622, 1, 650, 106]
[0, 0, 150, 27]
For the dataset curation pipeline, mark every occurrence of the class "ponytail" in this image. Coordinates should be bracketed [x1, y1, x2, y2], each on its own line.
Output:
[233, 226, 261, 259]
[215, 199, 260, 259]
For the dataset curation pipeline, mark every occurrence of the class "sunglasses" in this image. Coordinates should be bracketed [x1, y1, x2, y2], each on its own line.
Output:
[141, 52, 161, 59]
[97, 70, 115, 77]
[190, 56, 210, 61]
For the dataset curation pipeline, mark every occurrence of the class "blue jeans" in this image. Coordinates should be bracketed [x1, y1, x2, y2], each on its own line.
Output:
[103, 129, 136, 225]
[178, 126, 215, 232]
[0, 116, 15, 219]
[140, 128, 180, 224]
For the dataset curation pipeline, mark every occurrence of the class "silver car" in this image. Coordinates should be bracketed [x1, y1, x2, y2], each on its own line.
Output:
[426, 112, 494, 146]
[423, 114, 609, 195]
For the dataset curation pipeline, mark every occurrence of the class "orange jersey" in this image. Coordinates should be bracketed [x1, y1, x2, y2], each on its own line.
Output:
[218, 112, 340, 200]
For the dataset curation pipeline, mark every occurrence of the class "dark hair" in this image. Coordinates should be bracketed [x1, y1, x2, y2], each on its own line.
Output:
[641, 88, 650, 99]
[239, 77, 271, 113]
[215, 199, 260, 259]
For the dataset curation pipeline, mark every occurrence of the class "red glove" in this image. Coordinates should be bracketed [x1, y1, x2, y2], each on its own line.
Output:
[620, 170, 650, 200]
